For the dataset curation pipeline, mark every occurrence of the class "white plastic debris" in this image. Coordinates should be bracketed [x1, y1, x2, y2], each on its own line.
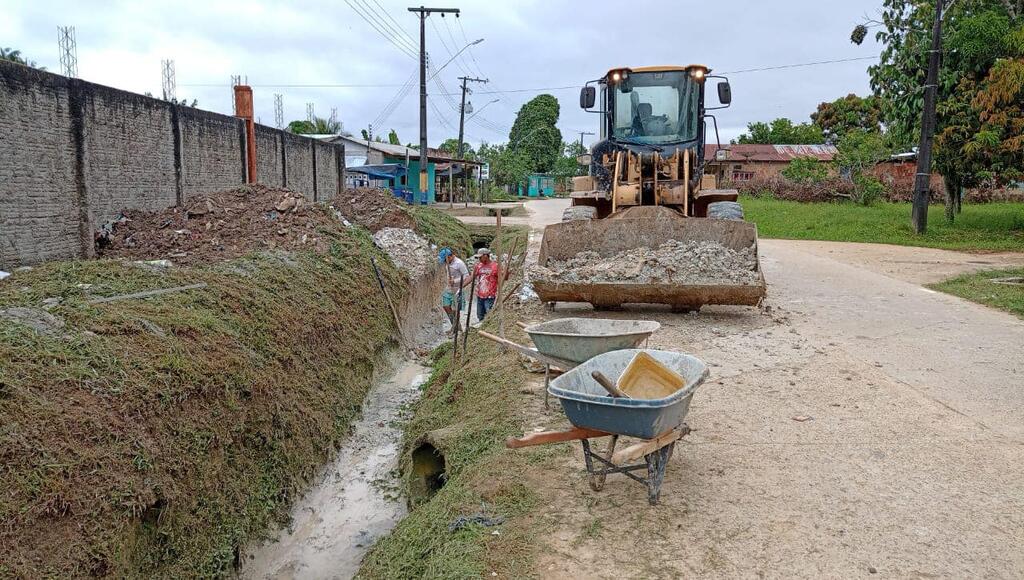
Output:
[0, 271, 10, 281]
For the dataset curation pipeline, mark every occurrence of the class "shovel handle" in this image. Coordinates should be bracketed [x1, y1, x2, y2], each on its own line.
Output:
[591, 371, 630, 399]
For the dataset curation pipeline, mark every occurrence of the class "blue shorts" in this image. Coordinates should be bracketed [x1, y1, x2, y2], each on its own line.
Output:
[442, 289, 465, 309]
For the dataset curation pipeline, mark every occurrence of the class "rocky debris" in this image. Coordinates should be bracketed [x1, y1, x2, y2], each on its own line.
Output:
[372, 228, 436, 280]
[332, 188, 415, 233]
[0, 307, 66, 335]
[533, 240, 761, 286]
[97, 185, 339, 265]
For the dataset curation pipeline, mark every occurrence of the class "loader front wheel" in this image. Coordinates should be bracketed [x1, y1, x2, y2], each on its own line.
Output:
[707, 201, 744, 221]
[561, 206, 597, 222]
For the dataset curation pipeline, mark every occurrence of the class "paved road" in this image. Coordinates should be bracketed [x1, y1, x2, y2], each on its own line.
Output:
[476, 198, 1024, 577]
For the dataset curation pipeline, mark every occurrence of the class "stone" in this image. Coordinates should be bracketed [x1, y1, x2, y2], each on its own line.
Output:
[0, 307, 66, 335]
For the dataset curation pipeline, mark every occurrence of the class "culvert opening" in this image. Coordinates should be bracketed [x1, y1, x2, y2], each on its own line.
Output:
[410, 442, 447, 502]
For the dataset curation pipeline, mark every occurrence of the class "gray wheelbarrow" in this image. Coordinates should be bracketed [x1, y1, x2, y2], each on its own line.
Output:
[478, 318, 660, 407]
[508, 349, 708, 504]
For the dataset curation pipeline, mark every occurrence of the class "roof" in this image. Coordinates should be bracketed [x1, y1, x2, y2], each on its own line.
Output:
[609, 65, 708, 75]
[705, 144, 837, 162]
[326, 135, 483, 165]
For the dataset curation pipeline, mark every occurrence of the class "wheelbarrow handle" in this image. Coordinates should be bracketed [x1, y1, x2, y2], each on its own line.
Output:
[591, 371, 630, 399]
[506, 427, 612, 449]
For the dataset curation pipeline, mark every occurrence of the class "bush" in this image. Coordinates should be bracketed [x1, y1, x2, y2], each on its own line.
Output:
[781, 156, 828, 183]
[853, 174, 885, 205]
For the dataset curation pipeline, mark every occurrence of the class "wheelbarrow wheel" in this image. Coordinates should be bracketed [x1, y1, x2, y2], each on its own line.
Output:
[588, 435, 618, 491]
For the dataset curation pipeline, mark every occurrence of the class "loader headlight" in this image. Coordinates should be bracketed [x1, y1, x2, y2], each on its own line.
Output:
[691, 68, 706, 81]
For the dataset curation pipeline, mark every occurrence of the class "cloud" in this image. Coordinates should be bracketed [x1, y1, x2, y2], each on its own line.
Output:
[5, 0, 883, 148]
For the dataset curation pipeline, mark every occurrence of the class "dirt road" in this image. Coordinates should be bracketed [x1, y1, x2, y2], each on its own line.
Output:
[478, 198, 1024, 578]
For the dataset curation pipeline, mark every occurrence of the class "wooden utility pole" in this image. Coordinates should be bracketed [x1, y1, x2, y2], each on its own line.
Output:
[409, 6, 460, 205]
[911, 0, 944, 234]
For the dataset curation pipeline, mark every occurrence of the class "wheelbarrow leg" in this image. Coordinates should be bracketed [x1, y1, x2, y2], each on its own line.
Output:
[644, 443, 674, 505]
[588, 435, 618, 492]
[544, 364, 550, 409]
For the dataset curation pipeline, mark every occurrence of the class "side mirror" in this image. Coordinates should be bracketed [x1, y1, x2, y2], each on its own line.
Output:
[580, 86, 596, 109]
[577, 153, 592, 166]
[717, 81, 732, 105]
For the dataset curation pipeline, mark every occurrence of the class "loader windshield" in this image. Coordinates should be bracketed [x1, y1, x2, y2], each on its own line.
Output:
[610, 70, 700, 145]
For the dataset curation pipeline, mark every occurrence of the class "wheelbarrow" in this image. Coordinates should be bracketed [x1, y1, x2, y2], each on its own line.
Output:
[476, 317, 660, 406]
[508, 349, 708, 505]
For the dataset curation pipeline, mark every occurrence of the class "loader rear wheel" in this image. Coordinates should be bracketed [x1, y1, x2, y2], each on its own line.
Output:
[561, 206, 597, 222]
[707, 201, 744, 221]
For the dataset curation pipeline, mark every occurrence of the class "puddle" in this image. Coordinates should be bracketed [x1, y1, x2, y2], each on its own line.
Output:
[241, 359, 429, 579]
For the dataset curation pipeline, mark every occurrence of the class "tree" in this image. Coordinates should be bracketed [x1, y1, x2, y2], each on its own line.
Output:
[0, 47, 45, 70]
[287, 116, 344, 135]
[833, 131, 891, 204]
[438, 138, 476, 160]
[388, 129, 400, 145]
[144, 92, 198, 107]
[811, 94, 882, 143]
[860, 0, 1019, 149]
[735, 118, 824, 144]
[781, 156, 828, 183]
[507, 94, 563, 175]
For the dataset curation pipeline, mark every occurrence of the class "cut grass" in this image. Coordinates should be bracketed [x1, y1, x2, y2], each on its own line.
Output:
[929, 267, 1024, 319]
[359, 228, 536, 579]
[0, 206, 474, 578]
[741, 196, 1024, 252]
[406, 205, 474, 256]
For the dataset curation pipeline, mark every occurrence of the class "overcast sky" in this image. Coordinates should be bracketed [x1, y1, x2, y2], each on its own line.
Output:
[3, 0, 884, 148]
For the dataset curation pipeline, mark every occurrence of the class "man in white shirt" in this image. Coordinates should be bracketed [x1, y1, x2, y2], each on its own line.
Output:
[438, 247, 470, 333]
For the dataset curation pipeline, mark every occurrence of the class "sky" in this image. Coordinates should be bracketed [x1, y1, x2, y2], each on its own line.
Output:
[2, 0, 885, 149]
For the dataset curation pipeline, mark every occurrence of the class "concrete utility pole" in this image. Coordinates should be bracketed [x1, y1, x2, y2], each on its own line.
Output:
[409, 6, 460, 205]
[457, 76, 487, 161]
[578, 131, 595, 151]
[458, 76, 487, 208]
[911, 0, 945, 234]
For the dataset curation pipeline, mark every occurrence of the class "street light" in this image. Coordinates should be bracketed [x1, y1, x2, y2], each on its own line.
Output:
[427, 38, 484, 81]
[467, 98, 499, 122]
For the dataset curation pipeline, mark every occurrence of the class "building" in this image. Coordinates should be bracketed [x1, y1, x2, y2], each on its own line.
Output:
[705, 144, 837, 183]
[317, 135, 481, 204]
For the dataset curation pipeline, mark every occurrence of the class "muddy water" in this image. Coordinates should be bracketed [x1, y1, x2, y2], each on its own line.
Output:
[242, 360, 429, 579]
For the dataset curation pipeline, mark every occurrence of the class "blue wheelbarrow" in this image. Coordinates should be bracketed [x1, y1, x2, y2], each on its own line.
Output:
[508, 349, 708, 505]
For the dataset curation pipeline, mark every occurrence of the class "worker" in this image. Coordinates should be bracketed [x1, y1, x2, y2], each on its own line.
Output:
[471, 247, 509, 321]
[438, 247, 469, 333]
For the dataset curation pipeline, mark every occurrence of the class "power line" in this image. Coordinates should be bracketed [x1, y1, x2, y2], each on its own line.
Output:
[354, 0, 419, 55]
[344, 0, 418, 59]
[428, 15, 474, 77]
[720, 55, 878, 75]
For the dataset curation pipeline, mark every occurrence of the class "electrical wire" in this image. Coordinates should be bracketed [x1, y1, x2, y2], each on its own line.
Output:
[343, 0, 417, 60]
[720, 55, 878, 75]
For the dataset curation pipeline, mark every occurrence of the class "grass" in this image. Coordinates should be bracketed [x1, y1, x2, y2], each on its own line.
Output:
[929, 267, 1024, 319]
[741, 196, 1024, 252]
[0, 208, 469, 577]
[406, 205, 474, 255]
[359, 229, 536, 579]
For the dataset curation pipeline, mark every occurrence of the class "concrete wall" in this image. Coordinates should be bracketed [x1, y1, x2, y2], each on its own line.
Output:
[283, 132, 315, 200]
[0, 60, 345, 267]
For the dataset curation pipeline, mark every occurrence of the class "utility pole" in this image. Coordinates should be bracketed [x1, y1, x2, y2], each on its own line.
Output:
[578, 131, 595, 152]
[458, 76, 487, 208]
[409, 6, 460, 205]
[911, 0, 944, 234]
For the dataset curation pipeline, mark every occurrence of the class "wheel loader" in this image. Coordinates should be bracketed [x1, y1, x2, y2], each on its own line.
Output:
[534, 65, 766, 310]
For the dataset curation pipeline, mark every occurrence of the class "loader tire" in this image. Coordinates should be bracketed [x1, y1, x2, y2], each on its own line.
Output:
[707, 201, 744, 221]
[561, 206, 597, 222]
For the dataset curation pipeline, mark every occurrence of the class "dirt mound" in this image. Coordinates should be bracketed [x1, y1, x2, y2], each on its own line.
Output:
[534, 240, 761, 286]
[333, 187, 415, 232]
[96, 184, 337, 265]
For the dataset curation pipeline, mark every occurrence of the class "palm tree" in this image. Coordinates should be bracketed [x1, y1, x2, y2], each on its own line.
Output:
[0, 47, 45, 70]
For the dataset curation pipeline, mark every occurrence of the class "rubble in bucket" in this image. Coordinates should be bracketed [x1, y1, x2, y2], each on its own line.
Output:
[534, 239, 761, 286]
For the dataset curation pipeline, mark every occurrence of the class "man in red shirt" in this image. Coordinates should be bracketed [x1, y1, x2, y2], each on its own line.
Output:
[472, 248, 509, 321]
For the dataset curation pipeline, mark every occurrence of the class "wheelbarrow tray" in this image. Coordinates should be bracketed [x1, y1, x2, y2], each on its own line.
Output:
[549, 349, 708, 439]
[524, 318, 660, 364]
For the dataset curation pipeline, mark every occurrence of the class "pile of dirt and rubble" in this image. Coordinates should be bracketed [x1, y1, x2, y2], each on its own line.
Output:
[96, 184, 339, 265]
[372, 227, 437, 280]
[332, 187, 416, 232]
[533, 239, 761, 286]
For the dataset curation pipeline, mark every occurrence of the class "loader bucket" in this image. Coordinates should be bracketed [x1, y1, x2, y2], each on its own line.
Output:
[534, 208, 766, 309]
